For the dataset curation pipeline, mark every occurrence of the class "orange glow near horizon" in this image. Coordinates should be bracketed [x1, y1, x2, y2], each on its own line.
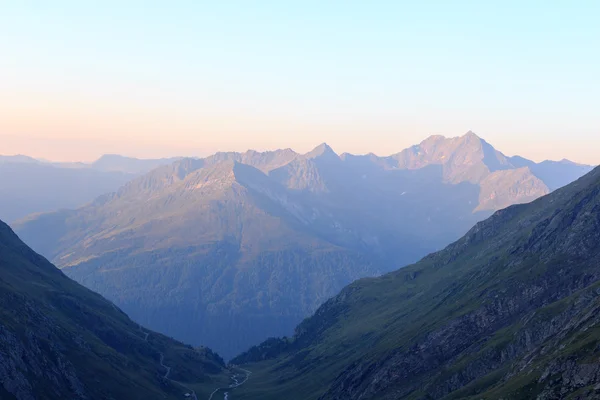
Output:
[1, 2, 598, 165]
[1, 91, 597, 164]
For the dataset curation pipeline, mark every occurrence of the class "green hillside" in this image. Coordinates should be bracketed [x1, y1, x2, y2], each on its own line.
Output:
[0, 220, 230, 400]
[233, 166, 600, 400]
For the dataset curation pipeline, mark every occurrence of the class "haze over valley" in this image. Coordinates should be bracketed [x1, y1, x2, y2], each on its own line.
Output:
[0, 154, 180, 222]
[1, 2, 599, 399]
[11, 132, 593, 358]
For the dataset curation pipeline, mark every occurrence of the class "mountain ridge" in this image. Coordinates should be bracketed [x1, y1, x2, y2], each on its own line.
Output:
[12, 132, 594, 359]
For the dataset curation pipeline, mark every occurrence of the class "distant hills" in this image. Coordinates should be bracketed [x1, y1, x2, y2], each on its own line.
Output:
[0, 218, 229, 399]
[0, 154, 40, 164]
[0, 154, 180, 222]
[0, 153, 181, 174]
[88, 154, 183, 174]
[232, 165, 600, 400]
[13, 132, 594, 359]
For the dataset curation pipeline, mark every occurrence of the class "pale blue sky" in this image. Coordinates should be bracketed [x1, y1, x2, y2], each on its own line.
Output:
[0, 1, 598, 163]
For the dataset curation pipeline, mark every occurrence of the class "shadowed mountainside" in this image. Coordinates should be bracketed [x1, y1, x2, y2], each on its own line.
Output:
[233, 165, 600, 400]
[13, 132, 594, 359]
[0, 219, 229, 400]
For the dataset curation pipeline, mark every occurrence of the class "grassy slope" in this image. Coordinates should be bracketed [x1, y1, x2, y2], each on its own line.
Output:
[0, 220, 230, 400]
[234, 166, 600, 399]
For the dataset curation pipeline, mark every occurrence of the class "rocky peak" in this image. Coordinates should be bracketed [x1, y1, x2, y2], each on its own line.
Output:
[304, 143, 340, 161]
[113, 157, 205, 198]
[462, 130, 480, 140]
[183, 160, 239, 189]
[419, 134, 448, 146]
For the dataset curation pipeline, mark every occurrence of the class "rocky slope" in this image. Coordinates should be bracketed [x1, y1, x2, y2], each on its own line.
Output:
[13, 132, 593, 360]
[0, 219, 228, 400]
[233, 165, 600, 400]
[14, 160, 380, 359]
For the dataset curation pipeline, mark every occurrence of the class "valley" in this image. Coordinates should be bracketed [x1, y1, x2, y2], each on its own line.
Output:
[2, 4, 597, 398]
[12, 132, 593, 359]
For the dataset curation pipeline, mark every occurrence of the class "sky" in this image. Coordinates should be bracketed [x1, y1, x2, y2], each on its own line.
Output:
[1, 1, 599, 163]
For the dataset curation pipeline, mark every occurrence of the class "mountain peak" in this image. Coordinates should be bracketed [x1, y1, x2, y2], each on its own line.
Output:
[390, 131, 513, 181]
[304, 143, 339, 160]
[93, 154, 132, 164]
[419, 134, 447, 145]
[462, 130, 482, 141]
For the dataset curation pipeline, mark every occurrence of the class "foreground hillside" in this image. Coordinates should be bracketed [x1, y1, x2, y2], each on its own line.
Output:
[234, 166, 600, 400]
[13, 132, 593, 359]
[0, 220, 229, 400]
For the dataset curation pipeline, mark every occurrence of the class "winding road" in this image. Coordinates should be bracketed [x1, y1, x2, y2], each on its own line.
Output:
[136, 321, 197, 400]
[114, 302, 243, 400]
[159, 353, 171, 379]
[208, 367, 252, 400]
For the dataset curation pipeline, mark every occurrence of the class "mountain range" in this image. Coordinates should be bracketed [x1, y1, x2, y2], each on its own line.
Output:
[233, 164, 600, 400]
[0, 154, 180, 222]
[12, 132, 594, 359]
[0, 218, 231, 400]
